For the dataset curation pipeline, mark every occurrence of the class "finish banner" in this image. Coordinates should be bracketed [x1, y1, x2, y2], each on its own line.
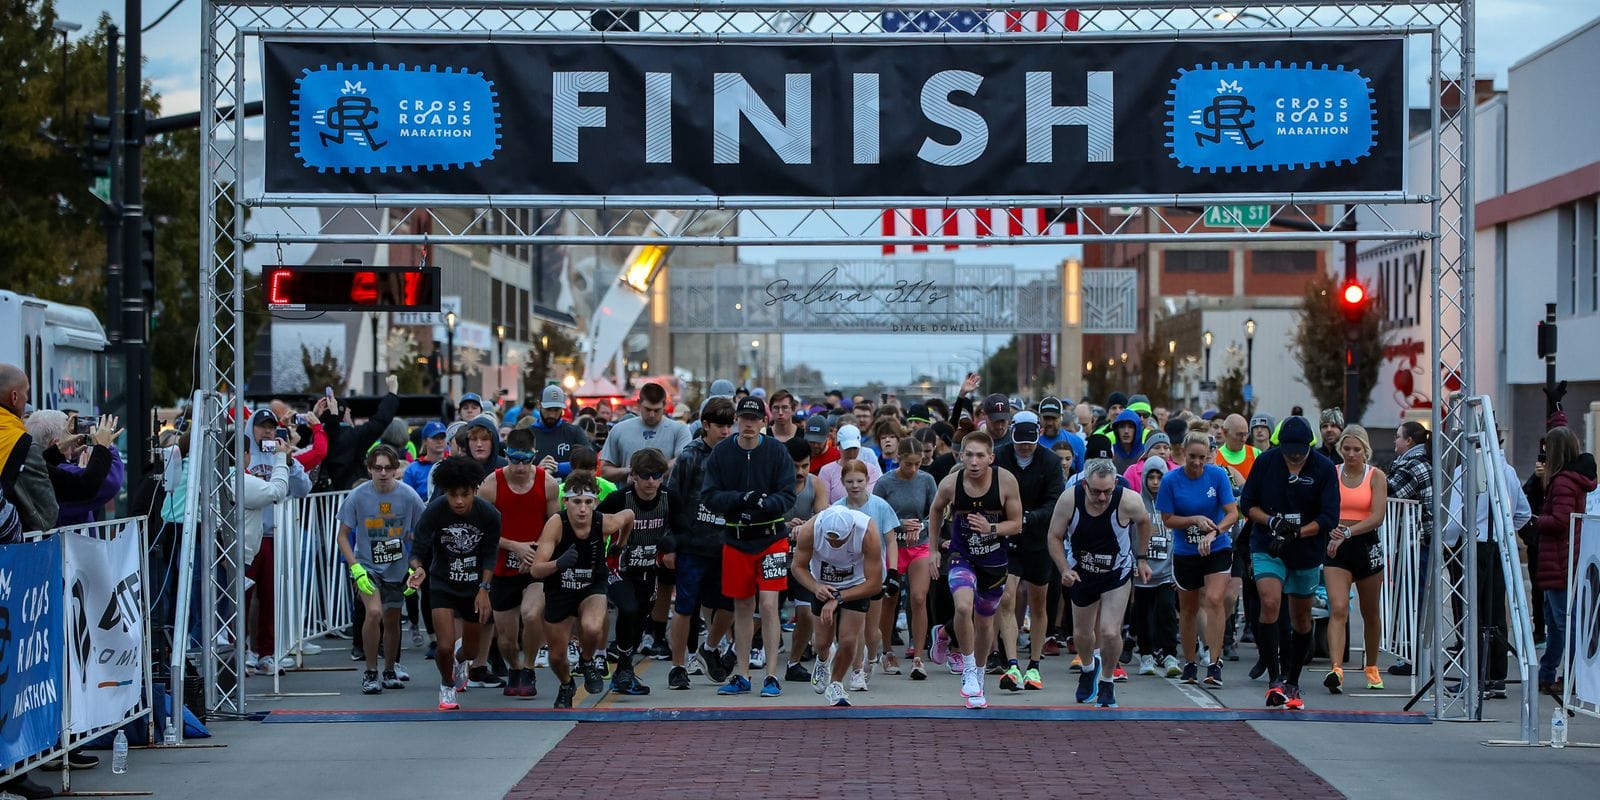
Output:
[262, 37, 1405, 198]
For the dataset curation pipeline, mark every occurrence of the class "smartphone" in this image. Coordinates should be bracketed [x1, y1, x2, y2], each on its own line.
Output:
[880, 392, 889, 404]
[324, 386, 334, 399]
[261, 439, 279, 453]
[275, 426, 290, 441]
[295, 414, 312, 426]
[73, 416, 95, 435]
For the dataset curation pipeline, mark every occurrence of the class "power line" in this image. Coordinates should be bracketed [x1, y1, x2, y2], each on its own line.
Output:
[142, 0, 188, 33]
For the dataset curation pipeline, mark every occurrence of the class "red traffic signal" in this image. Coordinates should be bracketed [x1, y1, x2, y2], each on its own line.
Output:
[1338, 280, 1369, 324]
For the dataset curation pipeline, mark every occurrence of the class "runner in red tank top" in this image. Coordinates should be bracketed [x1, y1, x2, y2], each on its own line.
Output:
[477, 428, 561, 698]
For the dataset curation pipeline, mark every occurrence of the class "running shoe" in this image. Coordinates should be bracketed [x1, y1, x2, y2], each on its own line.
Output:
[425, 641, 437, 661]
[1112, 666, 1130, 683]
[697, 647, 732, 683]
[1137, 654, 1157, 676]
[946, 651, 964, 675]
[761, 676, 783, 698]
[582, 660, 606, 695]
[1266, 681, 1288, 708]
[1076, 659, 1100, 704]
[1066, 637, 1078, 654]
[718, 674, 753, 695]
[1365, 666, 1385, 690]
[503, 669, 524, 696]
[258, 656, 282, 676]
[410, 625, 424, 648]
[382, 669, 405, 690]
[1120, 643, 1134, 665]
[1000, 665, 1023, 692]
[721, 648, 739, 677]
[452, 660, 468, 692]
[928, 620, 947, 665]
[965, 687, 988, 710]
[611, 664, 651, 696]
[1162, 655, 1182, 678]
[438, 684, 459, 711]
[1042, 636, 1063, 657]
[880, 653, 902, 675]
[300, 641, 323, 656]
[1324, 666, 1344, 694]
[1096, 680, 1118, 709]
[1180, 661, 1198, 685]
[667, 665, 691, 690]
[960, 665, 984, 699]
[392, 662, 411, 682]
[567, 641, 581, 666]
[825, 681, 851, 707]
[1284, 683, 1305, 710]
[785, 662, 810, 682]
[361, 669, 382, 694]
[350, 646, 365, 662]
[554, 680, 577, 709]
[1070, 655, 1084, 672]
[1204, 662, 1224, 688]
[1223, 643, 1240, 662]
[849, 668, 869, 692]
[910, 657, 928, 681]
[533, 646, 549, 668]
[1387, 661, 1413, 676]
[985, 653, 1006, 675]
[519, 668, 538, 698]
[1023, 667, 1043, 690]
[749, 647, 766, 670]
[468, 666, 506, 688]
[245, 651, 260, 672]
[1249, 659, 1269, 681]
[812, 660, 830, 693]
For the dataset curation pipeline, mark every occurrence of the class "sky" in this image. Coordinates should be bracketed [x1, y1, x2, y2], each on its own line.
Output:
[51, 0, 1600, 388]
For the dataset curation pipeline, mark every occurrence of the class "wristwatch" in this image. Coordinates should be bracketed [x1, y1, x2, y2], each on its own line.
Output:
[988, 523, 997, 535]
[829, 588, 843, 604]
[478, 581, 492, 592]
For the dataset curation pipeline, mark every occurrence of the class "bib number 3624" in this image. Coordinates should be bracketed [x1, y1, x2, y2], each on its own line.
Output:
[760, 551, 788, 581]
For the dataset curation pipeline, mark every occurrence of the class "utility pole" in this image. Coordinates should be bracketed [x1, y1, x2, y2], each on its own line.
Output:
[102, 27, 122, 349]
[1343, 204, 1361, 423]
[120, 0, 150, 492]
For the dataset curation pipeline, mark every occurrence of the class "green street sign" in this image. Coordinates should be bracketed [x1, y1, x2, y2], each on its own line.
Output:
[1203, 204, 1271, 228]
[90, 175, 112, 206]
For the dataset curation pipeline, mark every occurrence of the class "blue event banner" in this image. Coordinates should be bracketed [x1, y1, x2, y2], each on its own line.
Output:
[0, 540, 64, 767]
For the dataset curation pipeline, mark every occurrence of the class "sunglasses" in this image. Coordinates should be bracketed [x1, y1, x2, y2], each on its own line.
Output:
[505, 448, 537, 464]
[369, 463, 397, 472]
[636, 471, 666, 481]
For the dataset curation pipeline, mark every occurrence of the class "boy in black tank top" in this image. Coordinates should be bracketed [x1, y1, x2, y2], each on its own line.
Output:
[598, 448, 673, 695]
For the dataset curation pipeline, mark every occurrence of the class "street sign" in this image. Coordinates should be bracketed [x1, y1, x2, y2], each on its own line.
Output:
[89, 176, 111, 206]
[1203, 205, 1271, 228]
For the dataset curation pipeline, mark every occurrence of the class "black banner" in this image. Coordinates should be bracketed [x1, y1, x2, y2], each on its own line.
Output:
[262, 37, 1405, 197]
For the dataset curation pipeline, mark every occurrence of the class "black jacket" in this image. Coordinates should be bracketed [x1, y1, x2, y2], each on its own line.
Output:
[994, 444, 1065, 551]
[321, 392, 401, 491]
[702, 435, 797, 552]
[665, 438, 722, 558]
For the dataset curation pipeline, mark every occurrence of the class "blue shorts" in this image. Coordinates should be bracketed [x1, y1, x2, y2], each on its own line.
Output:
[1250, 552, 1322, 597]
[672, 553, 733, 615]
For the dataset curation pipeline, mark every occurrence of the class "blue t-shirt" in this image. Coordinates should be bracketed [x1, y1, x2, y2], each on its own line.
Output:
[835, 494, 899, 566]
[1037, 431, 1086, 475]
[1154, 464, 1236, 557]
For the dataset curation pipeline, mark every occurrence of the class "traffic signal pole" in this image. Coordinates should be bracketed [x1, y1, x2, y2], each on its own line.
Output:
[102, 26, 121, 348]
[1343, 204, 1361, 424]
[120, 0, 150, 492]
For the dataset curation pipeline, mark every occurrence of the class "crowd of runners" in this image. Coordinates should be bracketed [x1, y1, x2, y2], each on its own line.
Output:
[286, 376, 1427, 711]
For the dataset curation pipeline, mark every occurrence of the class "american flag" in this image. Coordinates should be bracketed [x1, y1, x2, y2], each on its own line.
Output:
[879, 8, 1082, 255]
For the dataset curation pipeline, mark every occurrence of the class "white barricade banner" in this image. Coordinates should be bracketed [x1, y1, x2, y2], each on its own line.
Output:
[1575, 520, 1600, 708]
[64, 525, 144, 734]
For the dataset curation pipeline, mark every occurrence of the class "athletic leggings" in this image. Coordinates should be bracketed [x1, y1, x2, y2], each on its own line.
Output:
[608, 574, 657, 656]
[1132, 583, 1179, 658]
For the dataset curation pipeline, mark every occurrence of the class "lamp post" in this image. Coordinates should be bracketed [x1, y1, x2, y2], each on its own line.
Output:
[370, 313, 381, 394]
[1167, 339, 1177, 407]
[445, 310, 458, 399]
[1244, 317, 1257, 414]
[1203, 330, 1213, 382]
[496, 324, 506, 402]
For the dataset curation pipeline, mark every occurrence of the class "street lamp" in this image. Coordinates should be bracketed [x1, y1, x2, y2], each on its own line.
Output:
[1167, 340, 1177, 406]
[444, 310, 458, 398]
[495, 324, 507, 401]
[1244, 317, 1257, 413]
[1203, 330, 1213, 381]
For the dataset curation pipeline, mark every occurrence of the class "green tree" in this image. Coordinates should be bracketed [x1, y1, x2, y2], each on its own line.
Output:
[1216, 364, 1247, 417]
[1135, 341, 1171, 407]
[1293, 272, 1385, 423]
[1084, 364, 1110, 406]
[300, 344, 345, 395]
[980, 336, 1019, 397]
[523, 322, 581, 397]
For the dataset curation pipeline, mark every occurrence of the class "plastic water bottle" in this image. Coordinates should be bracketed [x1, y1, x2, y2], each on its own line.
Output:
[163, 720, 178, 745]
[111, 730, 129, 773]
[1551, 708, 1568, 749]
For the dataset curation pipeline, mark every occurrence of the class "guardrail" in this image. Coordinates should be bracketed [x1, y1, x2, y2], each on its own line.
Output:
[1379, 497, 1423, 686]
[272, 490, 357, 686]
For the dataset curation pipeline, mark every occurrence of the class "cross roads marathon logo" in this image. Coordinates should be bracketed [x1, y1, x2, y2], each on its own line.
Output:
[1166, 61, 1377, 173]
[291, 63, 501, 173]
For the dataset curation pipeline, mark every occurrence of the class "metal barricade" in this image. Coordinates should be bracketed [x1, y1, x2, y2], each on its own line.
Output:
[1380, 497, 1423, 692]
[273, 490, 355, 682]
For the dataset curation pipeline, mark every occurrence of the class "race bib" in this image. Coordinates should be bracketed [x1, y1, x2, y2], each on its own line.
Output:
[1365, 541, 1384, 572]
[1147, 534, 1171, 561]
[627, 545, 657, 571]
[1075, 551, 1115, 574]
[560, 567, 594, 591]
[819, 562, 853, 584]
[370, 538, 404, 565]
[760, 551, 789, 581]
[965, 530, 1002, 557]
[448, 556, 477, 583]
[503, 550, 522, 571]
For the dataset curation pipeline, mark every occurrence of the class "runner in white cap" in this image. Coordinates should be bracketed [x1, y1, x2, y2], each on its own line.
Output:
[789, 505, 885, 706]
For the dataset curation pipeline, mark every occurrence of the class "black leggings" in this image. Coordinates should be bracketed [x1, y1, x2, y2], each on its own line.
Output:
[608, 574, 657, 655]
[1132, 584, 1179, 658]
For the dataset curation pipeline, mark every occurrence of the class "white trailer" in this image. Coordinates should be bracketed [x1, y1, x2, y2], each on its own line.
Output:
[0, 290, 108, 415]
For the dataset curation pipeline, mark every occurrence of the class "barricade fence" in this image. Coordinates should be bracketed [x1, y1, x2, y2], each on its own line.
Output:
[274, 490, 356, 676]
[1380, 498, 1423, 677]
[4, 517, 154, 792]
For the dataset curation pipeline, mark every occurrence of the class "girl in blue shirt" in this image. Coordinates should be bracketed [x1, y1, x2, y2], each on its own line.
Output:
[1154, 433, 1240, 686]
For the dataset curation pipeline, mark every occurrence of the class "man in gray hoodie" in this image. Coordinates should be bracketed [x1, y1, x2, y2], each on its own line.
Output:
[1133, 456, 1181, 678]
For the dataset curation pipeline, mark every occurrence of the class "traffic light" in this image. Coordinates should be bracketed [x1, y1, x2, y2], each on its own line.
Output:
[84, 113, 115, 177]
[1338, 280, 1369, 325]
[139, 219, 157, 301]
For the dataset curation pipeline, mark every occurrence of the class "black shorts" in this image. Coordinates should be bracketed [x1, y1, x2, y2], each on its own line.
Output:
[490, 573, 539, 613]
[1068, 569, 1130, 607]
[544, 580, 607, 624]
[430, 585, 480, 620]
[799, 584, 871, 615]
[1006, 549, 1053, 585]
[1326, 532, 1384, 580]
[1173, 549, 1234, 592]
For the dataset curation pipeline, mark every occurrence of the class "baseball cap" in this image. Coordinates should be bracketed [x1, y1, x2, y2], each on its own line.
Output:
[907, 403, 931, 423]
[421, 421, 447, 439]
[836, 424, 863, 451]
[1037, 396, 1063, 417]
[1250, 413, 1275, 431]
[709, 379, 736, 398]
[459, 392, 483, 407]
[735, 395, 767, 419]
[1278, 416, 1314, 456]
[250, 408, 277, 428]
[1085, 433, 1114, 460]
[541, 384, 567, 410]
[982, 393, 1011, 421]
[804, 416, 830, 443]
[816, 506, 862, 539]
[1011, 411, 1040, 444]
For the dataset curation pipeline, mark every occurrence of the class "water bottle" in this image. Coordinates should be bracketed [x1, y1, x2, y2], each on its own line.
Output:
[1551, 708, 1568, 749]
[111, 730, 129, 774]
[163, 720, 178, 745]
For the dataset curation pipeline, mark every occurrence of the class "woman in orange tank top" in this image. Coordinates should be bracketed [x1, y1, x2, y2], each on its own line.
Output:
[1324, 424, 1388, 694]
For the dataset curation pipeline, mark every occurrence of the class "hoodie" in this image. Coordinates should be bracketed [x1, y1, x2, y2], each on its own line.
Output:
[1109, 410, 1147, 473]
[1534, 452, 1597, 590]
[530, 416, 593, 476]
[465, 416, 508, 471]
[1136, 456, 1174, 587]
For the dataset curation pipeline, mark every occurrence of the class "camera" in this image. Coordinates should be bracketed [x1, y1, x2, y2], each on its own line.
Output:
[73, 416, 95, 436]
[295, 414, 312, 426]
[260, 439, 279, 453]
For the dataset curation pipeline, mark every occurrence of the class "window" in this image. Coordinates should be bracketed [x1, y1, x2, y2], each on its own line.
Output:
[1164, 250, 1229, 273]
[1252, 250, 1319, 273]
[1559, 196, 1599, 316]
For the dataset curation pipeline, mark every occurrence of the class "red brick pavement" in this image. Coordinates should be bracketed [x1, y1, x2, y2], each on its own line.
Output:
[505, 719, 1344, 799]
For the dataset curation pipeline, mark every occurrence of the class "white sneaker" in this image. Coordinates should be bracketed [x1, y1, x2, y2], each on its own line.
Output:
[749, 647, 766, 670]
[534, 647, 550, 668]
[278, 654, 298, 670]
[1138, 654, 1158, 676]
[640, 634, 656, 654]
[257, 656, 280, 675]
[392, 662, 411, 682]
[453, 660, 468, 691]
[825, 681, 850, 707]
[812, 660, 830, 694]
[245, 651, 260, 671]
[567, 641, 581, 665]
[965, 687, 988, 709]
[438, 685, 459, 710]
[298, 642, 323, 656]
[1162, 655, 1182, 678]
[410, 625, 424, 648]
[848, 668, 869, 692]
[960, 665, 983, 699]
